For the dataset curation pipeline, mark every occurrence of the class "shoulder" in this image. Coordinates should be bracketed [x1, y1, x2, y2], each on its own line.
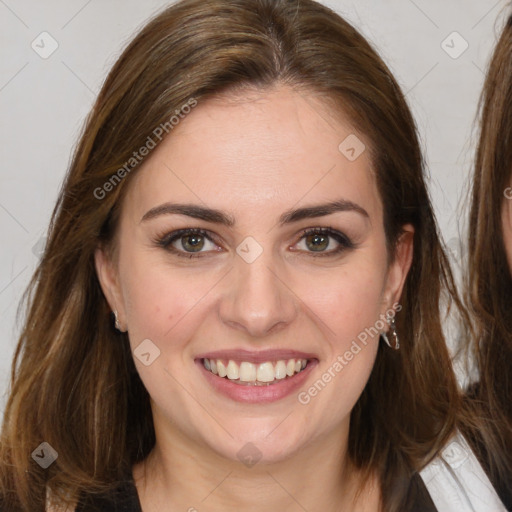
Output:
[419, 430, 509, 512]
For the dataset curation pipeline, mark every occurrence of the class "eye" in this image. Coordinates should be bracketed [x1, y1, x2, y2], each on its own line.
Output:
[155, 226, 355, 259]
[293, 227, 354, 257]
[155, 228, 221, 258]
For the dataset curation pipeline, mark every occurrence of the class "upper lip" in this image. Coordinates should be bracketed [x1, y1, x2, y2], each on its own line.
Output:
[195, 349, 318, 364]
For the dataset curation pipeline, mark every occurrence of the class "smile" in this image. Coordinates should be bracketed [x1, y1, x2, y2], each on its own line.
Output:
[202, 358, 309, 386]
[195, 352, 318, 403]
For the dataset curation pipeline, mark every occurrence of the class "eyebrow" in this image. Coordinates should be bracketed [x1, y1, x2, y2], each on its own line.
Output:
[140, 199, 369, 226]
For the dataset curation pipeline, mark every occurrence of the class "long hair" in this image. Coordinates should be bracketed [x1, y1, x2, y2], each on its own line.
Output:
[0, 1, 464, 510]
[462, 12, 512, 502]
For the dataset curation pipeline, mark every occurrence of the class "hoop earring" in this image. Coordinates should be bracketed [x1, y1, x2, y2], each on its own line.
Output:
[381, 312, 400, 350]
[113, 310, 122, 332]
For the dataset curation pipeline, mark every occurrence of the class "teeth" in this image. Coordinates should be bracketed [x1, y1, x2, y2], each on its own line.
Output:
[202, 357, 309, 384]
[226, 360, 239, 380]
[217, 360, 227, 378]
[275, 360, 287, 379]
[257, 362, 275, 382]
[239, 362, 257, 382]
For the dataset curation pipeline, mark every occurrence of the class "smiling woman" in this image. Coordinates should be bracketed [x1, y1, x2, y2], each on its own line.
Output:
[0, 0, 505, 511]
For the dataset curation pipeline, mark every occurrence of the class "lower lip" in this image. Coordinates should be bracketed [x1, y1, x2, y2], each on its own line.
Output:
[195, 359, 318, 404]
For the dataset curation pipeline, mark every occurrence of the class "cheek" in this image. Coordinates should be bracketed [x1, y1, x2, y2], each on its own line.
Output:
[118, 255, 220, 404]
[290, 258, 386, 408]
[118, 248, 220, 348]
[293, 260, 387, 346]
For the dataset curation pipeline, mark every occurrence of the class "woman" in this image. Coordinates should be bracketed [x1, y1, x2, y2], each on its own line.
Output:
[0, 0, 504, 511]
[461, 12, 512, 511]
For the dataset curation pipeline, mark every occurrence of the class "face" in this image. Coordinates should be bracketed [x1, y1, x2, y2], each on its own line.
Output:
[96, 85, 413, 465]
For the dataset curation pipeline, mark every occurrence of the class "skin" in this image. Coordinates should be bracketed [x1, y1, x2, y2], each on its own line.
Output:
[95, 85, 413, 512]
[502, 185, 512, 271]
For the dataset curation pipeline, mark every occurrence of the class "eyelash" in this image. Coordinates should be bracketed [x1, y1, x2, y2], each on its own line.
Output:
[154, 227, 355, 259]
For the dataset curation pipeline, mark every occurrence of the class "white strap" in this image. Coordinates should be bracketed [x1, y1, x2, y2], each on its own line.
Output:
[419, 431, 507, 512]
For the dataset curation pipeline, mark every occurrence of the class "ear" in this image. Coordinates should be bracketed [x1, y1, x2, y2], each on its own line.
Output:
[382, 224, 414, 311]
[94, 246, 126, 330]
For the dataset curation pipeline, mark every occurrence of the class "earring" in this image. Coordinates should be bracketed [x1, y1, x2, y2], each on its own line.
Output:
[113, 310, 122, 332]
[381, 312, 400, 350]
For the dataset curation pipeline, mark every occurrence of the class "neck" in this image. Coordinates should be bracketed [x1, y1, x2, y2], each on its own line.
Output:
[132, 417, 380, 512]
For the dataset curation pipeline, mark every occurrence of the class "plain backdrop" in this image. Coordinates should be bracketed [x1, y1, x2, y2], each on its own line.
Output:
[0, 0, 509, 415]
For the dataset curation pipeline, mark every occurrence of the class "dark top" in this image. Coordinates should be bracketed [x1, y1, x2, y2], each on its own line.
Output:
[75, 473, 142, 512]
[75, 470, 437, 512]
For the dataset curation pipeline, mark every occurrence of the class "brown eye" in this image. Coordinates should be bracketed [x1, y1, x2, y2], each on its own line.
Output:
[305, 232, 330, 252]
[179, 233, 206, 252]
[295, 227, 354, 257]
[156, 228, 221, 258]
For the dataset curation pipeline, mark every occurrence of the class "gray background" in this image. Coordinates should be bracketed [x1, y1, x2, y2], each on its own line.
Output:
[0, 0, 508, 415]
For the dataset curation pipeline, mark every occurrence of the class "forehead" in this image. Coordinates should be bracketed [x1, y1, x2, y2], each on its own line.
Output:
[123, 86, 381, 224]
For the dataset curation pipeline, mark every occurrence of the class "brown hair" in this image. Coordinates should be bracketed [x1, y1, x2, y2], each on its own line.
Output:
[0, 1, 464, 510]
[462, 11, 512, 499]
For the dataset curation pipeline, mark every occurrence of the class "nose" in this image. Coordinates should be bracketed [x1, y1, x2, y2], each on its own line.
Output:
[218, 249, 298, 338]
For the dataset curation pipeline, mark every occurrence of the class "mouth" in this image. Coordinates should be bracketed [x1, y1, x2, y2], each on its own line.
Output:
[201, 357, 310, 386]
[194, 351, 319, 403]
